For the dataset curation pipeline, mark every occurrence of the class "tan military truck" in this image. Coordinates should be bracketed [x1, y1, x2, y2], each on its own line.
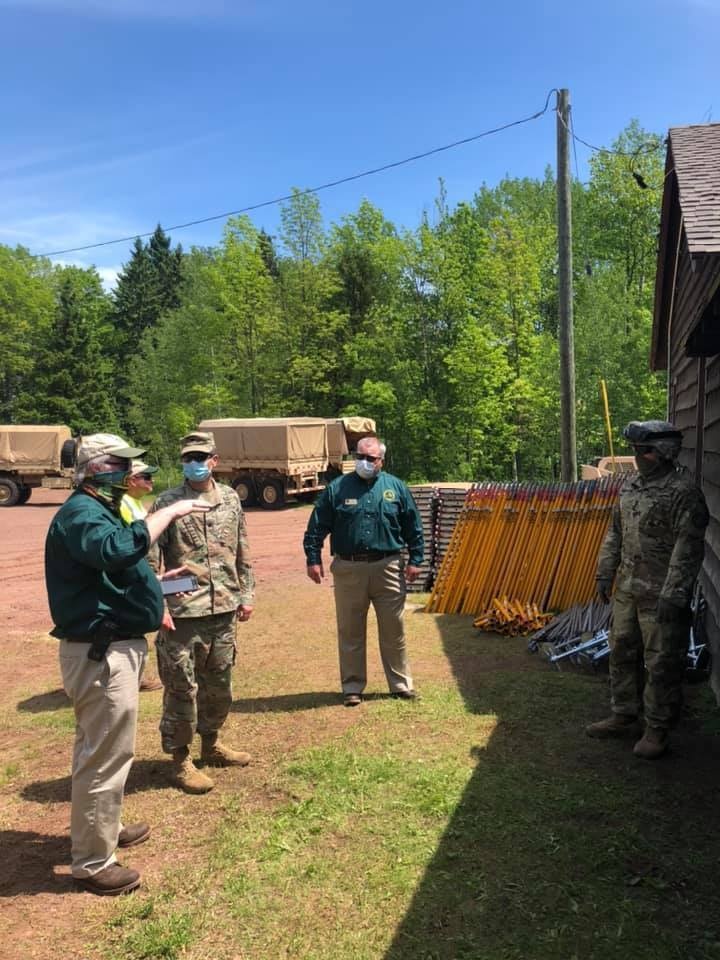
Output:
[199, 416, 376, 508]
[580, 456, 636, 480]
[0, 425, 77, 506]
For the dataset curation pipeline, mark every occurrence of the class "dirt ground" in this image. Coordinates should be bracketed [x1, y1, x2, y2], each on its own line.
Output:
[0, 489, 312, 642]
[0, 490, 353, 957]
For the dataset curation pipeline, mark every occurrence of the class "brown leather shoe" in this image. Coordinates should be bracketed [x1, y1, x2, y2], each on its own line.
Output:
[391, 689, 418, 701]
[75, 863, 140, 896]
[118, 822, 151, 848]
[139, 676, 163, 692]
[633, 727, 669, 760]
[585, 714, 640, 739]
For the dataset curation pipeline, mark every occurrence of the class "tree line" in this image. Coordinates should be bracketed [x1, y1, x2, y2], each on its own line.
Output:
[0, 121, 665, 482]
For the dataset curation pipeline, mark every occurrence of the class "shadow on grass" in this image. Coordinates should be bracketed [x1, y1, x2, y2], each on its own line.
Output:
[17, 689, 70, 713]
[0, 830, 74, 897]
[384, 616, 720, 960]
[230, 691, 394, 713]
[21, 759, 174, 805]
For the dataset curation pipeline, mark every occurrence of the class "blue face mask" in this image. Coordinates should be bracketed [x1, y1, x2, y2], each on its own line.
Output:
[183, 461, 212, 483]
[355, 459, 378, 480]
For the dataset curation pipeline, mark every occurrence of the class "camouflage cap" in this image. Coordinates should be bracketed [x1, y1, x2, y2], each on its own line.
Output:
[622, 420, 683, 444]
[128, 459, 159, 477]
[180, 431, 216, 456]
[76, 433, 145, 468]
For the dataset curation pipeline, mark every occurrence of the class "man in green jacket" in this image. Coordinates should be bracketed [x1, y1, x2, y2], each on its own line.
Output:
[586, 420, 708, 759]
[303, 436, 424, 707]
[45, 433, 209, 896]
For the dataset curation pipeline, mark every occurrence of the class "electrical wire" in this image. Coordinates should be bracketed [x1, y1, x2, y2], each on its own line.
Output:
[31, 90, 558, 259]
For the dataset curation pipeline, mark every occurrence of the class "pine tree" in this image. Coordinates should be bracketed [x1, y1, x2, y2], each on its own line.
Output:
[17, 266, 117, 432]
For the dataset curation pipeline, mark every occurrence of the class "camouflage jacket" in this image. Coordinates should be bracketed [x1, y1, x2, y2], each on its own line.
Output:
[148, 480, 255, 617]
[596, 465, 708, 608]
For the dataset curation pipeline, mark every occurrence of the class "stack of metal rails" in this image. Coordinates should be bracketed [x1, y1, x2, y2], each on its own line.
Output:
[406, 483, 472, 593]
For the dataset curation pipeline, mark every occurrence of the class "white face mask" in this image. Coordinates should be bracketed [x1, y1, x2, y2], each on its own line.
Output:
[355, 458, 378, 480]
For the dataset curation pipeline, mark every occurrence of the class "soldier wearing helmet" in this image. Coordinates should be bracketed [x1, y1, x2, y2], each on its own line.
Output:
[587, 420, 709, 759]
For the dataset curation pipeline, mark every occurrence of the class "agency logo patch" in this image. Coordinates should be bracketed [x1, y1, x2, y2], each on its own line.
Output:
[382, 489, 396, 501]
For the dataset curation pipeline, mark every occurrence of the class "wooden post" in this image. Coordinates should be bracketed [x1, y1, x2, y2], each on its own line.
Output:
[557, 88, 577, 481]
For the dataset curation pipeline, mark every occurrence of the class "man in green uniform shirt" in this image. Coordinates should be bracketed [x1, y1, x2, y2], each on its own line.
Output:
[304, 436, 424, 707]
[45, 433, 209, 896]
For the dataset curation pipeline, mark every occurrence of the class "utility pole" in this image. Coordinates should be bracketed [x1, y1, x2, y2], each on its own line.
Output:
[557, 88, 577, 481]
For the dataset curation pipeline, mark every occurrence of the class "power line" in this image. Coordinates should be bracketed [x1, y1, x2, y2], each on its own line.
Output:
[31, 90, 558, 259]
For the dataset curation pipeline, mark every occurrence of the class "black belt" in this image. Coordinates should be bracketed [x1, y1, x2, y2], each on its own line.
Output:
[336, 551, 401, 562]
[63, 633, 144, 662]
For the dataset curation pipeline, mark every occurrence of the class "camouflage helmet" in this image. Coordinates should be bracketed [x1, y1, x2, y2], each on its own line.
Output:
[623, 420, 682, 461]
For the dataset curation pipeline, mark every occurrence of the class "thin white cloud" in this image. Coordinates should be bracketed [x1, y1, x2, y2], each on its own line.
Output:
[0, 211, 141, 258]
[0, 133, 217, 191]
[53, 258, 121, 291]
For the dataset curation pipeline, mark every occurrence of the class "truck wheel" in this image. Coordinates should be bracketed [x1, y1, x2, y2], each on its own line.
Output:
[18, 485, 32, 504]
[259, 480, 285, 509]
[233, 478, 257, 507]
[60, 438, 77, 468]
[0, 478, 21, 506]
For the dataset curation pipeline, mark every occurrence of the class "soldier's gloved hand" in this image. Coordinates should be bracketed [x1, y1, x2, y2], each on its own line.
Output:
[656, 597, 685, 623]
[596, 578, 613, 604]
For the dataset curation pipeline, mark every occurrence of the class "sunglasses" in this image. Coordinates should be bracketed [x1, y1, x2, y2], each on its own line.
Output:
[181, 452, 212, 463]
[137, 473, 155, 481]
[355, 452, 381, 463]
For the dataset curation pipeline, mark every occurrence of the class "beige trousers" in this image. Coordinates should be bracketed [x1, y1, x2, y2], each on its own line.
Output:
[59, 637, 147, 878]
[330, 555, 413, 695]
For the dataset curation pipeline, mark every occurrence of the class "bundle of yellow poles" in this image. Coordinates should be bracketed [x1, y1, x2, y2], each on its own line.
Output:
[426, 477, 623, 616]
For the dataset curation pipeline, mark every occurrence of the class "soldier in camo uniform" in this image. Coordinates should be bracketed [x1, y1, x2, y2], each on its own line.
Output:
[148, 432, 255, 793]
[586, 420, 708, 759]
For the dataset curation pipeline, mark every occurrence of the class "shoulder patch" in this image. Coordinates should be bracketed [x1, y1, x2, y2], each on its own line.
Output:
[383, 489, 396, 501]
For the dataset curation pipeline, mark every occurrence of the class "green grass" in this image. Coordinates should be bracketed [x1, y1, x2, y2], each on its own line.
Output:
[104, 665, 720, 960]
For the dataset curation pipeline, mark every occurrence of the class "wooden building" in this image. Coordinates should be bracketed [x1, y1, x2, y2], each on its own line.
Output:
[651, 123, 720, 699]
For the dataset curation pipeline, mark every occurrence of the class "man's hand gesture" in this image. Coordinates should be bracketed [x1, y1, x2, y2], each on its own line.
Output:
[307, 563, 324, 584]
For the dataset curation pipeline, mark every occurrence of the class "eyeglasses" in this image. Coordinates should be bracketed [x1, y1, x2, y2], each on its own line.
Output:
[355, 452, 381, 463]
[181, 452, 212, 463]
[138, 473, 155, 481]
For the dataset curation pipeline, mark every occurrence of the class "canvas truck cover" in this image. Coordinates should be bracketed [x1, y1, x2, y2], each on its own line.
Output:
[199, 418, 328, 471]
[0, 425, 71, 467]
[325, 417, 377, 465]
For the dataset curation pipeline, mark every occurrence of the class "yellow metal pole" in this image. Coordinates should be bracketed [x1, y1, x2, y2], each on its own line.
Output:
[600, 379, 616, 471]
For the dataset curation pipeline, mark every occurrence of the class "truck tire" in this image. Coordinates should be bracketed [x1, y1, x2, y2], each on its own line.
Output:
[0, 477, 21, 507]
[232, 477, 257, 507]
[60, 438, 77, 468]
[18, 485, 32, 504]
[259, 479, 285, 510]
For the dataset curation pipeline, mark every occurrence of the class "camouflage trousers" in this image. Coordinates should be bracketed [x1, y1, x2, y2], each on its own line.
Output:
[609, 590, 690, 731]
[156, 612, 237, 754]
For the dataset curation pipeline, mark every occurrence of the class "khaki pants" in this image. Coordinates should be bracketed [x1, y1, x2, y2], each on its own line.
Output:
[330, 555, 412, 695]
[59, 638, 147, 879]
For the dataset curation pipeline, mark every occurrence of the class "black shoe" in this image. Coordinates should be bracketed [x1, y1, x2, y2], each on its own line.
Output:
[343, 694, 362, 707]
[391, 689, 418, 700]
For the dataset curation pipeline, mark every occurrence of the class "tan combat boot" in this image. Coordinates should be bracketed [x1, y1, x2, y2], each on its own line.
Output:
[585, 714, 640, 739]
[200, 734, 251, 768]
[172, 747, 214, 794]
[633, 727, 669, 760]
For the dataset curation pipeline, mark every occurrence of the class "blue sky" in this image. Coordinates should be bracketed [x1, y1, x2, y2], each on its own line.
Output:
[0, 0, 717, 286]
